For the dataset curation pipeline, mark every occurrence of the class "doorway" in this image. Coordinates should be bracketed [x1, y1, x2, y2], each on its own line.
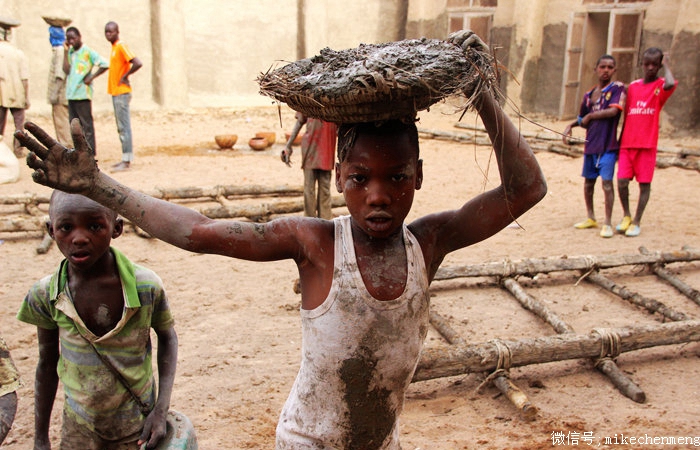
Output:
[560, 9, 644, 119]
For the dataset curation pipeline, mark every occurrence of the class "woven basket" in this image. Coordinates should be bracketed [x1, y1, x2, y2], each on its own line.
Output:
[41, 16, 72, 27]
[0, 16, 21, 28]
[258, 37, 496, 123]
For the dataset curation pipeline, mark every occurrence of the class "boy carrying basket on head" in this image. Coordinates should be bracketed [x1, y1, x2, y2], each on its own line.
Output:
[17, 191, 179, 449]
[17, 30, 547, 449]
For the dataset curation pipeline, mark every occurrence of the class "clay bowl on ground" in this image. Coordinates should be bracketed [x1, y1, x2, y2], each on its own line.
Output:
[255, 132, 276, 147]
[214, 134, 237, 149]
[248, 137, 269, 151]
[285, 132, 304, 146]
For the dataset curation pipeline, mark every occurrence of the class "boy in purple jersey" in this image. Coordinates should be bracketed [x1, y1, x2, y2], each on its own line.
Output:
[563, 55, 625, 238]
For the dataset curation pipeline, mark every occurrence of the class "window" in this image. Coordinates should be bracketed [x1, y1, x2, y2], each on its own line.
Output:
[448, 0, 497, 6]
[447, 0, 496, 44]
[583, 0, 647, 3]
[560, 9, 644, 118]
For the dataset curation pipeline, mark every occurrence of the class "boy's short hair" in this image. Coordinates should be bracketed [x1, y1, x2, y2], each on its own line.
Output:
[337, 120, 420, 163]
[643, 47, 664, 62]
[66, 26, 80, 36]
[596, 54, 616, 66]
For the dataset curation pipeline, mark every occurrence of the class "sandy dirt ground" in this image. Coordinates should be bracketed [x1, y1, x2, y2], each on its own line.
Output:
[1, 101, 699, 449]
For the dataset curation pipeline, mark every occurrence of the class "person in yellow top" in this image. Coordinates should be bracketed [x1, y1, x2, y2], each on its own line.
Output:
[104, 21, 142, 172]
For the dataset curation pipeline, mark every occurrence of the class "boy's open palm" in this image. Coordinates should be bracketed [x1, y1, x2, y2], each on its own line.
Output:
[16, 119, 99, 194]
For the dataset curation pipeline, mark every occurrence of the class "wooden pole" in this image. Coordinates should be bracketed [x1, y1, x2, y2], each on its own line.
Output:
[434, 248, 700, 280]
[501, 278, 573, 334]
[650, 265, 700, 307]
[0, 185, 304, 206]
[146, 184, 305, 200]
[0, 193, 50, 205]
[35, 233, 53, 254]
[418, 126, 582, 157]
[584, 271, 688, 322]
[492, 375, 538, 421]
[197, 195, 346, 220]
[0, 216, 47, 233]
[639, 246, 700, 307]
[501, 277, 646, 403]
[430, 308, 539, 418]
[417, 128, 476, 143]
[657, 146, 700, 158]
[531, 143, 582, 158]
[429, 310, 465, 345]
[596, 358, 645, 403]
[413, 320, 700, 381]
[453, 122, 699, 164]
[1, 196, 348, 234]
[656, 155, 700, 172]
[453, 122, 563, 142]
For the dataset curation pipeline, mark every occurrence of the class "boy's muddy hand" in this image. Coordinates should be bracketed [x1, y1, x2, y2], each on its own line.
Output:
[447, 29, 488, 53]
[16, 119, 99, 194]
[138, 409, 167, 449]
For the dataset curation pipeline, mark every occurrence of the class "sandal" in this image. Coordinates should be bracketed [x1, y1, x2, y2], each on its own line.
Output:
[616, 216, 632, 233]
[574, 218, 598, 229]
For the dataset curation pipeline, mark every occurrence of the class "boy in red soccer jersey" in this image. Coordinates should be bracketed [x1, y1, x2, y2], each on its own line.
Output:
[616, 47, 677, 237]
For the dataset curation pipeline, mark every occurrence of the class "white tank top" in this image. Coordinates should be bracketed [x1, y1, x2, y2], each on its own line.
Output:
[276, 215, 430, 449]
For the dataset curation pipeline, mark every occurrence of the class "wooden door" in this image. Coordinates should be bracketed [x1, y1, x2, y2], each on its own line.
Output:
[560, 12, 587, 119]
[608, 10, 644, 84]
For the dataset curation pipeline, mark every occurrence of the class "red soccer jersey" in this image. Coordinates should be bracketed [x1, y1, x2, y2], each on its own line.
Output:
[620, 77, 677, 150]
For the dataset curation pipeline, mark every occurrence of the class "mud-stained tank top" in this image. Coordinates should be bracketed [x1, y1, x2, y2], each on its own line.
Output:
[276, 215, 430, 449]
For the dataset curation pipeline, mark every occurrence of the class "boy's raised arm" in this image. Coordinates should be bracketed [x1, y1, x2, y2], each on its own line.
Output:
[662, 55, 676, 90]
[416, 31, 546, 267]
[17, 120, 302, 260]
[460, 92, 547, 243]
[17, 120, 210, 248]
[418, 90, 547, 270]
[477, 92, 548, 217]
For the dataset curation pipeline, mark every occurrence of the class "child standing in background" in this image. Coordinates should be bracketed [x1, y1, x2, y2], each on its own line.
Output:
[563, 54, 625, 238]
[616, 47, 677, 237]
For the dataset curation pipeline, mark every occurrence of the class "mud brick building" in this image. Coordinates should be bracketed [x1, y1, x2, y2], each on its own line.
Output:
[3, 0, 698, 131]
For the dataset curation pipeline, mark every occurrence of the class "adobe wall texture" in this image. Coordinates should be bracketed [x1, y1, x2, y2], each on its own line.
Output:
[2, 0, 698, 131]
[3, 0, 152, 114]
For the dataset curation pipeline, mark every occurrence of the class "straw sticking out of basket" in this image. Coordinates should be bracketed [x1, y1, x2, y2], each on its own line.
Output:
[258, 35, 497, 123]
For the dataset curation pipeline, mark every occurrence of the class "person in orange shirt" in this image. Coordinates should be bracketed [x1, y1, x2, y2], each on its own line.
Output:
[104, 21, 142, 172]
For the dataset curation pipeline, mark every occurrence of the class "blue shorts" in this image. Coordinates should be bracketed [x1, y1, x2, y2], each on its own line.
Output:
[582, 151, 617, 181]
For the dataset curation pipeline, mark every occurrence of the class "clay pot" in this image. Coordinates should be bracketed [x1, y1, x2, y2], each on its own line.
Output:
[285, 132, 304, 146]
[214, 134, 237, 149]
[255, 132, 276, 147]
[248, 137, 269, 151]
